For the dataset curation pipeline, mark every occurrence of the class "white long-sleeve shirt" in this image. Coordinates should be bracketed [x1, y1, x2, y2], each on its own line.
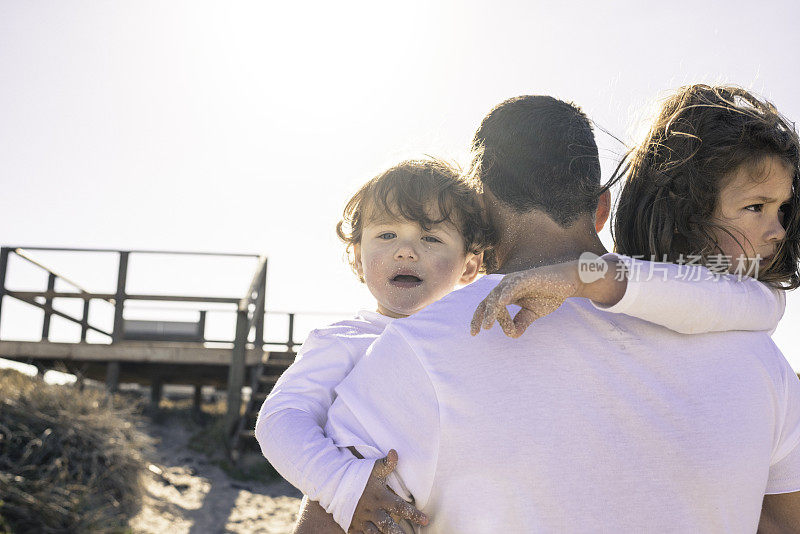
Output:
[595, 254, 786, 335]
[256, 257, 787, 531]
[255, 310, 393, 528]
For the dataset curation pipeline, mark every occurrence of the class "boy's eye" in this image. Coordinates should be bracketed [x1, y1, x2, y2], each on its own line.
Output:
[422, 236, 442, 243]
[377, 232, 396, 240]
[744, 204, 764, 213]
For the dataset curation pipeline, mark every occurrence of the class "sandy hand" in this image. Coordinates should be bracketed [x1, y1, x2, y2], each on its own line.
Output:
[348, 449, 429, 534]
[471, 261, 582, 338]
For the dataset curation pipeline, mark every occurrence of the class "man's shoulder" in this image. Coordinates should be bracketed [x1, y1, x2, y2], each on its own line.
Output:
[393, 275, 501, 327]
[375, 276, 504, 359]
[417, 275, 502, 319]
[301, 312, 391, 353]
[724, 329, 792, 373]
[312, 311, 390, 337]
[604, 307, 791, 374]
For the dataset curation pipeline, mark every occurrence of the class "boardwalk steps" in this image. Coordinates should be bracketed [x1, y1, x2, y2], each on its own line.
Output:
[230, 351, 296, 458]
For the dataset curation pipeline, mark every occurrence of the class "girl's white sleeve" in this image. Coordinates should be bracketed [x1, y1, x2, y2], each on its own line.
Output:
[254, 332, 374, 527]
[592, 253, 786, 334]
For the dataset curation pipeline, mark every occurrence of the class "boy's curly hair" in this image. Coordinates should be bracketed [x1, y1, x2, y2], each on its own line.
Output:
[336, 159, 494, 282]
[612, 84, 800, 289]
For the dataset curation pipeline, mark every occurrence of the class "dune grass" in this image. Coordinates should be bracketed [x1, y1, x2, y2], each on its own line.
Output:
[0, 369, 153, 533]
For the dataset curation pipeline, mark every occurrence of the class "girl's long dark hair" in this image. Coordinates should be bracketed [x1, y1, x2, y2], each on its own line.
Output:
[611, 84, 800, 289]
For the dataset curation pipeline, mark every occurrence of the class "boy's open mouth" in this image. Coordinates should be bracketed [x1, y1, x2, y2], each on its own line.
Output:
[390, 274, 423, 288]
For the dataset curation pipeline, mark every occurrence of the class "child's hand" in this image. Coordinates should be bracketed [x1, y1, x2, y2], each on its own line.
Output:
[348, 449, 429, 534]
[471, 257, 627, 338]
[471, 261, 581, 338]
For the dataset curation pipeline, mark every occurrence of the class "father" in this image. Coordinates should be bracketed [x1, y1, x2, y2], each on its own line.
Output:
[324, 96, 800, 531]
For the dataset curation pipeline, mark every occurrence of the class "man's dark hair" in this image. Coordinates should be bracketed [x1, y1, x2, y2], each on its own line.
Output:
[468, 95, 603, 227]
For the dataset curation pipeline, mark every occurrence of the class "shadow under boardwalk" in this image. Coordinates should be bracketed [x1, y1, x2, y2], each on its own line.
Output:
[0, 340, 264, 387]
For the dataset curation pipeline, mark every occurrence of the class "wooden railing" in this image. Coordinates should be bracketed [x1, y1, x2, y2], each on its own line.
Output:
[0, 246, 352, 436]
[224, 253, 267, 432]
[0, 246, 267, 433]
[0, 246, 260, 344]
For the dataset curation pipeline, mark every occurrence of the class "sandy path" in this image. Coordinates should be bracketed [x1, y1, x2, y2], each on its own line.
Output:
[130, 417, 302, 534]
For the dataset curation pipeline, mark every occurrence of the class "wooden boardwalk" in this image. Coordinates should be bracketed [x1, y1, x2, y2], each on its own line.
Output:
[0, 246, 277, 437]
[0, 340, 263, 366]
[0, 340, 269, 388]
[0, 246, 314, 459]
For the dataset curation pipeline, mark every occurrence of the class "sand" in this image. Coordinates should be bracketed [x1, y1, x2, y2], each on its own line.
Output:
[129, 414, 302, 534]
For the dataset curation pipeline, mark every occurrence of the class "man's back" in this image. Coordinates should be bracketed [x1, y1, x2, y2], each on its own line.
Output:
[326, 275, 800, 532]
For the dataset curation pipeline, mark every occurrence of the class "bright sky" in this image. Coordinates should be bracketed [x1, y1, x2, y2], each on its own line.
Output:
[2, 1, 800, 366]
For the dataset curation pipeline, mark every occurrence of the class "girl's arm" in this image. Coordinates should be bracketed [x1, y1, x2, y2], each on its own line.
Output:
[255, 331, 426, 533]
[472, 253, 785, 338]
[589, 254, 785, 335]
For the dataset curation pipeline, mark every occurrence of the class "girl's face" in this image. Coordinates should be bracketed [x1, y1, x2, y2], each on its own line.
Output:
[712, 155, 794, 274]
[354, 207, 482, 318]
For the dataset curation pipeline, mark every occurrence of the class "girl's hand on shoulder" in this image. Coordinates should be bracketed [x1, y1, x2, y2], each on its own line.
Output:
[471, 256, 627, 338]
[470, 260, 584, 338]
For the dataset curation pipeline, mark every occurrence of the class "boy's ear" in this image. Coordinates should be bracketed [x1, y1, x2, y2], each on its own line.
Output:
[353, 243, 364, 280]
[595, 190, 611, 233]
[459, 251, 483, 285]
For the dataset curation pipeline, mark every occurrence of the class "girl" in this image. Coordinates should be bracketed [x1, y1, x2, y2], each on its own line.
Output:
[473, 84, 798, 344]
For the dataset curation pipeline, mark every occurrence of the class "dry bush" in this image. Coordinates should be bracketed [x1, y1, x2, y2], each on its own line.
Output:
[0, 369, 153, 533]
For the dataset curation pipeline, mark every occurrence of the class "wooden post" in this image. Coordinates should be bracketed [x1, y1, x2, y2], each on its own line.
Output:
[225, 309, 249, 436]
[198, 310, 207, 341]
[105, 361, 120, 392]
[0, 247, 9, 340]
[150, 378, 163, 407]
[41, 273, 56, 340]
[254, 265, 267, 351]
[111, 251, 129, 343]
[108, 251, 129, 392]
[287, 313, 295, 352]
[193, 384, 203, 416]
[80, 298, 90, 342]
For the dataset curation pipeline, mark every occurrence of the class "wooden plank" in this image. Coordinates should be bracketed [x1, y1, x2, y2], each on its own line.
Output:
[240, 256, 268, 312]
[8, 291, 240, 304]
[193, 384, 202, 415]
[106, 361, 120, 391]
[0, 359, 252, 387]
[254, 261, 267, 350]
[8, 294, 111, 336]
[0, 340, 263, 365]
[151, 378, 163, 406]
[11, 246, 258, 258]
[126, 294, 240, 304]
[0, 247, 10, 341]
[41, 273, 56, 340]
[12, 248, 94, 295]
[80, 300, 90, 341]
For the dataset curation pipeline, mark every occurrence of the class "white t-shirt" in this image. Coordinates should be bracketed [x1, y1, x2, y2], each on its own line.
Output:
[324, 273, 800, 533]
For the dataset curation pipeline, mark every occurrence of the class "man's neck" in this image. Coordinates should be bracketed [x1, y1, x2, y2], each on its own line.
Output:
[490, 212, 609, 274]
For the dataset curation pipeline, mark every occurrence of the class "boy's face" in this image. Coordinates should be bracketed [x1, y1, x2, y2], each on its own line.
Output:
[354, 208, 482, 318]
[712, 155, 794, 274]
